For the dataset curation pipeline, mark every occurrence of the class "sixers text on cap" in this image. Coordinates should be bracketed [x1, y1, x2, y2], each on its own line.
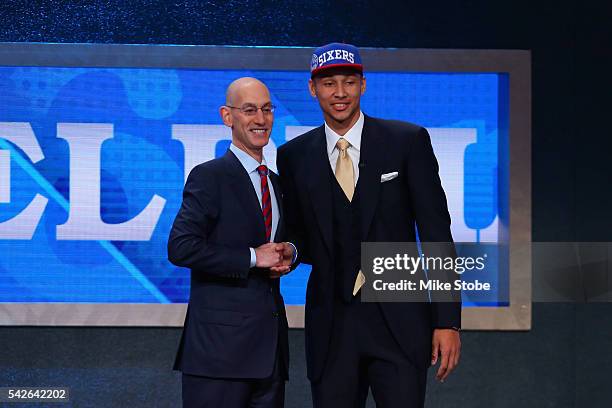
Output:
[310, 42, 363, 77]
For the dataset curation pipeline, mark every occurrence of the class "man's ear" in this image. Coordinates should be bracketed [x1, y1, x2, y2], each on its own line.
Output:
[308, 79, 317, 98]
[360, 75, 366, 95]
[219, 106, 232, 127]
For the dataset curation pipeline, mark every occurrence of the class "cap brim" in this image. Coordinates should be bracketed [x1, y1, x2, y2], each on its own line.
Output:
[311, 63, 363, 77]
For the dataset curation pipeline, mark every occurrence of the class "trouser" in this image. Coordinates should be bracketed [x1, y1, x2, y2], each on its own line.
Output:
[311, 299, 427, 408]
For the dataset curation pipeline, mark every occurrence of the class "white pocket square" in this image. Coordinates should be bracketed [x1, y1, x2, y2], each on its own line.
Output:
[380, 171, 399, 183]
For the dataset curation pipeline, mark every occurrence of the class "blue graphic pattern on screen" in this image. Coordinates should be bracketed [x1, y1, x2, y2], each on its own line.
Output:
[0, 67, 508, 305]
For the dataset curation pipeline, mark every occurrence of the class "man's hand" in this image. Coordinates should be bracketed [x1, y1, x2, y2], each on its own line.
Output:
[269, 242, 295, 278]
[255, 243, 283, 268]
[431, 328, 461, 382]
[255, 243, 294, 279]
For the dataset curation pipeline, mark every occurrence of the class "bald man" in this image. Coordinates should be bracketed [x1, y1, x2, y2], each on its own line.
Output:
[168, 77, 294, 408]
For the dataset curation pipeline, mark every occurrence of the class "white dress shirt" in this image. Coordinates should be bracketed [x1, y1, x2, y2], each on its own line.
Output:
[325, 111, 364, 185]
[229, 143, 279, 267]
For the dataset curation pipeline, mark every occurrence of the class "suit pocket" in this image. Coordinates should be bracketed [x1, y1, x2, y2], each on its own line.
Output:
[198, 308, 246, 327]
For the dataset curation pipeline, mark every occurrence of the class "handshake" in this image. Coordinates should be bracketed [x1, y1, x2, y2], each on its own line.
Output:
[255, 242, 295, 279]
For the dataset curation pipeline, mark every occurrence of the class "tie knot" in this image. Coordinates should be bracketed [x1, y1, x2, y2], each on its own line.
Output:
[256, 165, 269, 177]
[336, 137, 350, 152]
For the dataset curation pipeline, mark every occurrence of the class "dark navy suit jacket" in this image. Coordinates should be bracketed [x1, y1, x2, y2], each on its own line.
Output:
[277, 115, 461, 382]
[168, 150, 289, 379]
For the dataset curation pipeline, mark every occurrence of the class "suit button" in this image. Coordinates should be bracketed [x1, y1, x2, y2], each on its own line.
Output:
[270, 287, 273, 293]
[272, 311, 279, 318]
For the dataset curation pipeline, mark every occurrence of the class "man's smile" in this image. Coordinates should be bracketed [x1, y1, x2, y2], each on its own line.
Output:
[331, 102, 349, 111]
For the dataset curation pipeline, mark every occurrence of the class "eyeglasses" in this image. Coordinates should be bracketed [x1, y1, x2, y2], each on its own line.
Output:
[226, 104, 276, 116]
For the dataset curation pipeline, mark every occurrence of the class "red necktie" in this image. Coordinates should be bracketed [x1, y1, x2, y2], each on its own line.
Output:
[257, 165, 272, 241]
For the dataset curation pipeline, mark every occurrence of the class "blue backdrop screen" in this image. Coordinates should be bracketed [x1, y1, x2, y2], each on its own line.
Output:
[0, 66, 508, 306]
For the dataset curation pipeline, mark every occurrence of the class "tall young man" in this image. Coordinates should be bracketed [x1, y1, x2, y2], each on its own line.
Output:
[277, 43, 461, 407]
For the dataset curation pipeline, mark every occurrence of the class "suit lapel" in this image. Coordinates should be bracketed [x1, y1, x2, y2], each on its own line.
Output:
[305, 127, 334, 256]
[222, 150, 267, 240]
[358, 116, 385, 240]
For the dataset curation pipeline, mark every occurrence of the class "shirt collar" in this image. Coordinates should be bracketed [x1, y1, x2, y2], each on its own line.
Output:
[325, 111, 364, 155]
[229, 143, 267, 174]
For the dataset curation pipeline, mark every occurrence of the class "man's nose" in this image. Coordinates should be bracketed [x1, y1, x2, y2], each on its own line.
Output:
[335, 84, 347, 98]
[253, 108, 266, 123]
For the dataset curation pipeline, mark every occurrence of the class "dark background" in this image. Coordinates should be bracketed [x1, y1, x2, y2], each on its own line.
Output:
[1, 1, 611, 407]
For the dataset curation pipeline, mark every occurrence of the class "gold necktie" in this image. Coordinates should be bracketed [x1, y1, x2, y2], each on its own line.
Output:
[334, 138, 365, 295]
[335, 138, 354, 201]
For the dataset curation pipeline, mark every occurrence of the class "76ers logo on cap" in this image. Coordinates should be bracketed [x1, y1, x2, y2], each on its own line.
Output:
[311, 54, 319, 71]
